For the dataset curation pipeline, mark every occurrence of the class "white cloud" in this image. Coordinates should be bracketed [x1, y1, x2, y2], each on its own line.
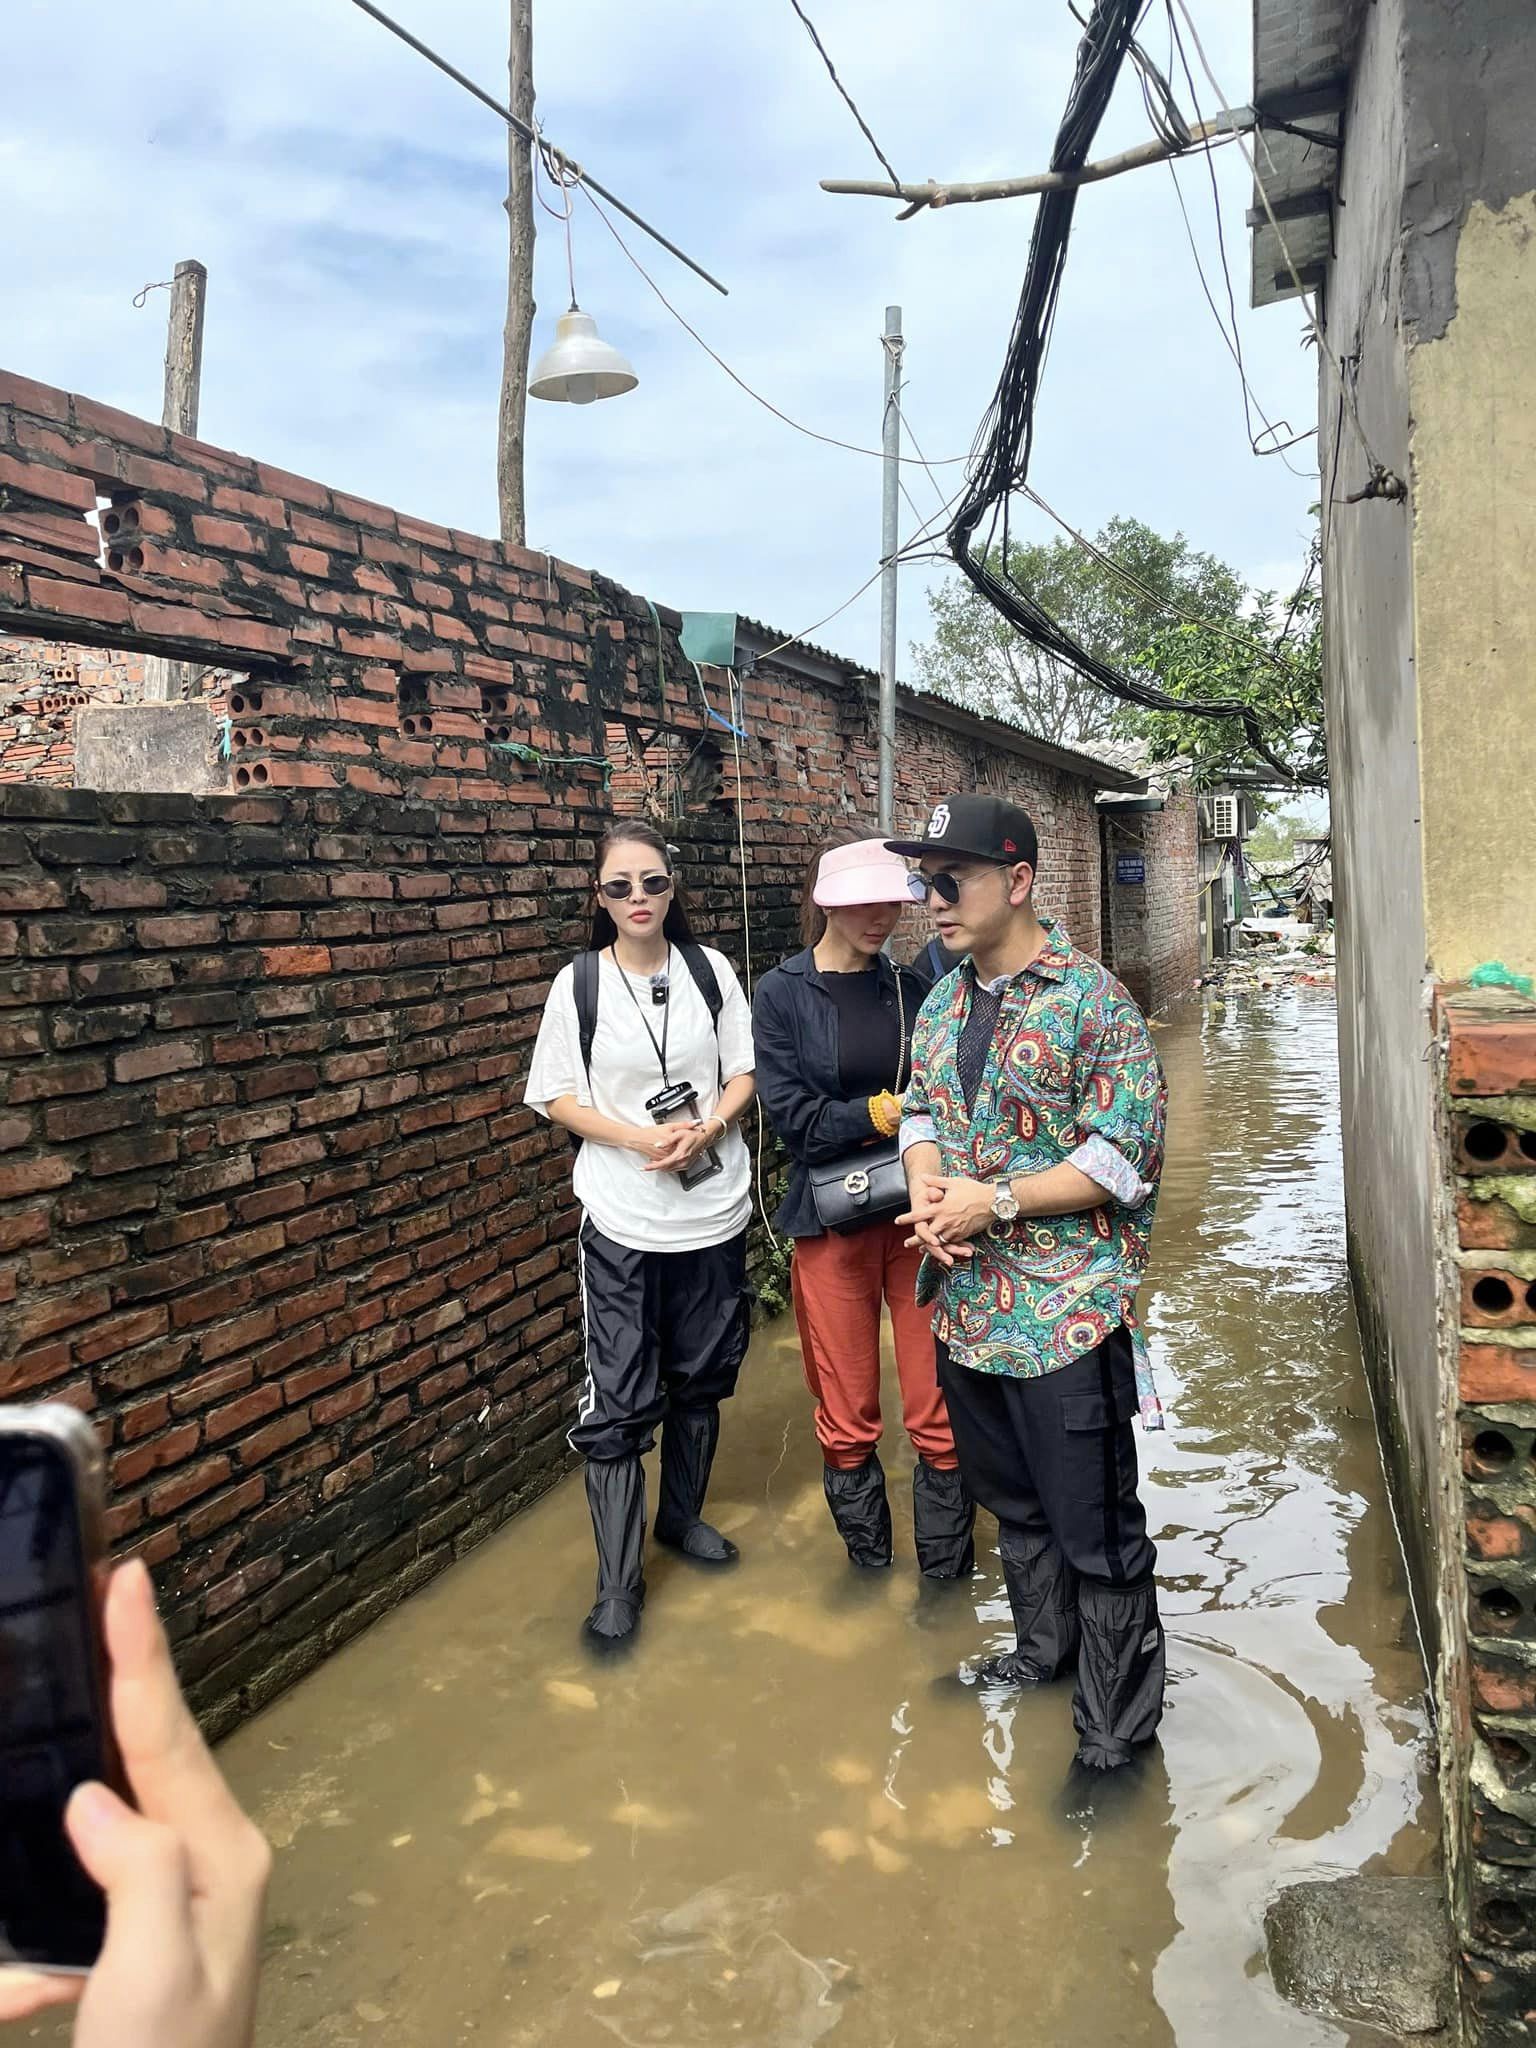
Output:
[3, 0, 1318, 671]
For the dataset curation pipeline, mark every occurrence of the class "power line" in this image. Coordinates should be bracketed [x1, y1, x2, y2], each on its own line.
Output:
[746, 468, 969, 671]
[1168, 0, 1401, 498]
[1019, 484, 1316, 676]
[787, 0, 903, 194]
[578, 184, 968, 467]
[1161, 4, 1315, 475]
[341, 0, 728, 296]
[946, 0, 1320, 787]
[1163, 157, 1316, 475]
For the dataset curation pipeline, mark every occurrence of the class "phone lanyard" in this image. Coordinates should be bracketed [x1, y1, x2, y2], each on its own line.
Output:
[610, 946, 673, 1081]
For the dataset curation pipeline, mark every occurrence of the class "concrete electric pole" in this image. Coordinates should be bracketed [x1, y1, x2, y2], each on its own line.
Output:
[877, 304, 903, 834]
[497, 0, 535, 547]
[145, 259, 206, 704]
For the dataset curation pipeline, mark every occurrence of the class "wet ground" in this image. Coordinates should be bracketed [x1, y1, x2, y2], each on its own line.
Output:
[183, 989, 1440, 2044]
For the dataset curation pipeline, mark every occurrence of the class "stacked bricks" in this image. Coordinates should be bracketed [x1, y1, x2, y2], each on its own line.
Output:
[0, 365, 1159, 1731]
[0, 641, 143, 785]
[0, 637, 242, 787]
[1445, 987, 1536, 2041]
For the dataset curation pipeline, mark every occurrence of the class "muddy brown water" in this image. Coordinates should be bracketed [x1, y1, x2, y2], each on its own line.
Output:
[61, 987, 1444, 2046]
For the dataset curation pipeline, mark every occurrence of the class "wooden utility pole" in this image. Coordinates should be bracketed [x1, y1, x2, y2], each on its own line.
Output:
[145, 259, 207, 703]
[497, 0, 535, 547]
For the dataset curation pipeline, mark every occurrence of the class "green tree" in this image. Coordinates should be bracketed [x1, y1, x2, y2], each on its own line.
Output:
[912, 515, 1325, 788]
[1127, 536, 1324, 787]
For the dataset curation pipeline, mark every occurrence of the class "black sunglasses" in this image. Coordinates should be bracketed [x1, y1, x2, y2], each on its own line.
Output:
[599, 872, 673, 901]
[907, 862, 1011, 907]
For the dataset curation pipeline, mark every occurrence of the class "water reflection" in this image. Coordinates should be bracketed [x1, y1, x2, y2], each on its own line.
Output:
[196, 987, 1432, 2047]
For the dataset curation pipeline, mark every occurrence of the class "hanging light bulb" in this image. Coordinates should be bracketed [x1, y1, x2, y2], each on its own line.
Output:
[527, 147, 637, 405]
[528, 305, 638, 405]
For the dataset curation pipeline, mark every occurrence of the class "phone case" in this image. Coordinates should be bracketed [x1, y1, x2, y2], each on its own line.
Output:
[0, 1403, 126, 1972]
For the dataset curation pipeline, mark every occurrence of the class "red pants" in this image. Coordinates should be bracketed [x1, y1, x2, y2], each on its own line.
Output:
[791, 1220, 959, 1472]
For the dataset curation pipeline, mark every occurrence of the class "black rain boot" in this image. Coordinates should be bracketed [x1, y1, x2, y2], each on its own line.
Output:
[823, 1453, 893, 1568]
[912, 1460, 976, 1581]
[1070, 1575, 1165, 1771]
[583, 1455, 647, 1651]
[971, 1523, 1079, 1687]
[654, 1405, 738, 1567]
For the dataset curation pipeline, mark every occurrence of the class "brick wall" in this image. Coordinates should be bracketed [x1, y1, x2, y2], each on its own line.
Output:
[0, 783, 616, 1732]
[1102, 788, 1200, 1015]
[0, 365, 1146, 1729]
[1441, 989, 1536, 2035]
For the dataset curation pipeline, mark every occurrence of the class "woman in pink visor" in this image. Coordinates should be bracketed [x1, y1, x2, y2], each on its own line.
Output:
[752, 836, 974, 1578]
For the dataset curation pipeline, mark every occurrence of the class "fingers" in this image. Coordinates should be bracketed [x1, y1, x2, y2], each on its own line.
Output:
[0, 1969, 82, 2023]
[909, 1220, 952, 1261]
[65, 1781, 197, 1975]
[102, 1561, 255, 1897]
[643, 1141, 693, 1172]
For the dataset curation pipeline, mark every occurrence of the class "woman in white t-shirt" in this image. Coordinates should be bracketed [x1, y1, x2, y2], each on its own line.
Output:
[524, 821, 757, 1649]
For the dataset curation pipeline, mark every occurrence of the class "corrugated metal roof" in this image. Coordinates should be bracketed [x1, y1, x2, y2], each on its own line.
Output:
[1249, 0, 1366, 307]
[732, 614, 1146, 793]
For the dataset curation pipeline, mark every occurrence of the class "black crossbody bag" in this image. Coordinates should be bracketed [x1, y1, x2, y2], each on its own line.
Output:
[808, 967, 910, 1234]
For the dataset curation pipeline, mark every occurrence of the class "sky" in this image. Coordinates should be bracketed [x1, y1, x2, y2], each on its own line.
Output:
[4, 0, 1322, 685]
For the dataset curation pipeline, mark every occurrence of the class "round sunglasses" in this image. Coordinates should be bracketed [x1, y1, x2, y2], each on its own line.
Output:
[906, 862, 1012, 907]
[598, 872, 673, 901]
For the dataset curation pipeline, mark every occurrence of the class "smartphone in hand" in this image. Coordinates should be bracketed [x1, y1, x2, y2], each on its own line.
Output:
[0, 1404, 122, 1972]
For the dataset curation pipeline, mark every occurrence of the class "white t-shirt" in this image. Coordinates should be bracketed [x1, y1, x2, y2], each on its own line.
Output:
[523, 946, 756, 1253]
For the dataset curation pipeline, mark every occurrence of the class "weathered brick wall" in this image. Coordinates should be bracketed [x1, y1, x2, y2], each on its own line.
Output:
[0, 365, 1147, 1730]
[0, 783, 606, 1732]
[1103, 788, 1200, 1015]
[1442, 990, 1536, 2034]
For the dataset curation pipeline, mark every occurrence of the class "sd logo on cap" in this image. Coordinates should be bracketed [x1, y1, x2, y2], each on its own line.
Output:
[885, 794, 1040, 872]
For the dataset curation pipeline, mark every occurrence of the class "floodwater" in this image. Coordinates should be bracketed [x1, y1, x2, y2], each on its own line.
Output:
[208, 990, 1438, 2044]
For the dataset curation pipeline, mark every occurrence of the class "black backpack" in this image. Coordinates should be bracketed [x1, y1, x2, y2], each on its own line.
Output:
[572, 941, 725, 1086]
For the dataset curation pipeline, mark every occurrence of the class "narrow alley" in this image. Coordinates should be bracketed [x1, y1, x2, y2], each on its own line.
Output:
[176, 984, 1436, 2048]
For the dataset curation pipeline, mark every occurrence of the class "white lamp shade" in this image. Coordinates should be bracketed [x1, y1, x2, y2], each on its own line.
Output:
[528, 307, 638, 405]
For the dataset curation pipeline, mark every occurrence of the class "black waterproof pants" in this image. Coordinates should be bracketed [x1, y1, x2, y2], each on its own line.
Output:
[571, 1220, 751, 1461]
[938, 1325, 1164, 1764]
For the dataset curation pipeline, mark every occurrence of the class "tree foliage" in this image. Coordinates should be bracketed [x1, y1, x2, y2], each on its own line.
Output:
[911, 514, 1325, 787]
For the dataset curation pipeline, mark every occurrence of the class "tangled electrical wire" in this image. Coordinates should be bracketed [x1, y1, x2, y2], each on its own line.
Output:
[948, 0, 1323, 788]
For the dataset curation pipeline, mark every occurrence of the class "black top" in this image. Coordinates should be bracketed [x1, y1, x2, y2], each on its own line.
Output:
[822, 968, 904, 1098]
[751, 947, 935, 1239]
[956, 983, 1005, 1112]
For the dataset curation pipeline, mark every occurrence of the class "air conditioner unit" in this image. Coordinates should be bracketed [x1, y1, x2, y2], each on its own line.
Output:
[1207, 794, 1240, 840]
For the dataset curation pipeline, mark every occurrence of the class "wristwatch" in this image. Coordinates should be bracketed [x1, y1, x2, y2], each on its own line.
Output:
[991, 1181, 1020, 1225]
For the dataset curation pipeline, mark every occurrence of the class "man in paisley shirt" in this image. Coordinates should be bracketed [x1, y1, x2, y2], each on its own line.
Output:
[888, 794, 1168, 1788]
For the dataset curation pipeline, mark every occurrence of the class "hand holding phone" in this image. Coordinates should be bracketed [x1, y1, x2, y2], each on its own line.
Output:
[0, 1444, 270, 2048]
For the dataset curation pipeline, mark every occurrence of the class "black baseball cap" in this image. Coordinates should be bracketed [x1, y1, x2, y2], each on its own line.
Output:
[885, 794, 1039, 870]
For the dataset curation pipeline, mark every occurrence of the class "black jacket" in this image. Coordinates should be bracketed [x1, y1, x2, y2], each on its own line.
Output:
[752, 947, 933, 1238]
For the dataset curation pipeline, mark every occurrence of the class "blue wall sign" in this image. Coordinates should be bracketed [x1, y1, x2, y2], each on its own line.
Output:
[1115, 853, 1146, 886]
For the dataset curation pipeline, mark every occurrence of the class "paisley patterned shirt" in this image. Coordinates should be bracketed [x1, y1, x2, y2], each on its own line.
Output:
[900, 923, 1167, 1401]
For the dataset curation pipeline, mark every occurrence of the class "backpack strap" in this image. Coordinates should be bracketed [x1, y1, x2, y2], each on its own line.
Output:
[676, 940, 725, 1084]
[573, 949, 601, 1079]
[675, 941, 723, 1026]
[574, 941, 725, 1087]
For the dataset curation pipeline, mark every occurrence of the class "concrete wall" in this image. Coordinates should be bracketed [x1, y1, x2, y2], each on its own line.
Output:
[1411, 190, 1536, 981]
[1314, 0, 1536, 2031]
[1320, 0, 1447, 1654]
